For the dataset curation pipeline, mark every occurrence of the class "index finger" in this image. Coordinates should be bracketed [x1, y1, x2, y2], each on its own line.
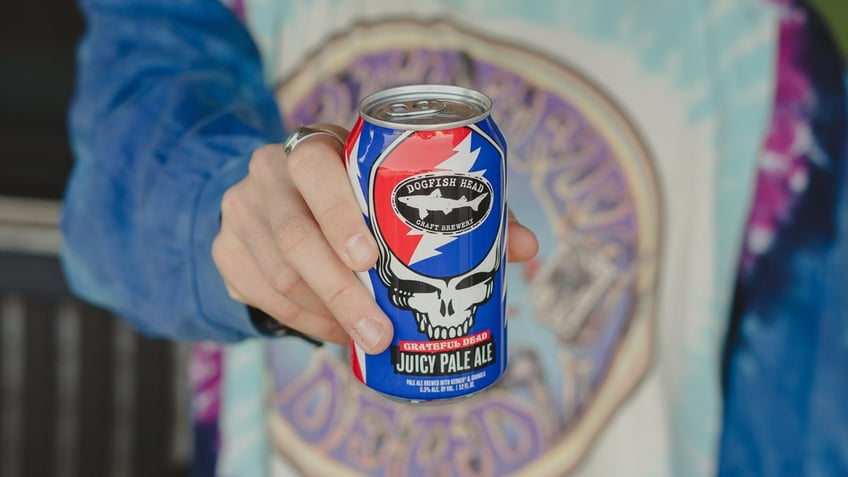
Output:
[264, 170, 393, 354]
[285, 124, 379, 272]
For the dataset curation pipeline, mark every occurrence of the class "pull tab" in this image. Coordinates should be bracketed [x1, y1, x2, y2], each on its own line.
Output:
[383, 99, 447, 119]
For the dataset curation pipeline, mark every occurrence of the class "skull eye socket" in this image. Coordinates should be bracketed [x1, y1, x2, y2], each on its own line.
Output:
[392, 278, 441, 294]
[455, 272, 494, 290]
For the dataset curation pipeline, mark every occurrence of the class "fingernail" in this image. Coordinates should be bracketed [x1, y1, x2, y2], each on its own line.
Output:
[346, 233, 376, 268]
[353, 317, 386, 351]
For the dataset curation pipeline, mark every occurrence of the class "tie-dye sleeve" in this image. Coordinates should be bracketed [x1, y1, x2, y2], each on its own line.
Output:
[61, 0, 284, 341]
[719, 2, 848, 475]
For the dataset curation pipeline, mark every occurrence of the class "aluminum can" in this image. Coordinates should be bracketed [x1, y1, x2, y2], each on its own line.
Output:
[344, 85, 508, 401]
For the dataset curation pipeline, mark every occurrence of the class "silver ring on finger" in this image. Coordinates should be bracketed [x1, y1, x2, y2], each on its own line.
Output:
[283, 125, 346, 156]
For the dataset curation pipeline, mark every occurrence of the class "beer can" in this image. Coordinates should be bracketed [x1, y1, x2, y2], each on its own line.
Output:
[344, 85, 508, 401]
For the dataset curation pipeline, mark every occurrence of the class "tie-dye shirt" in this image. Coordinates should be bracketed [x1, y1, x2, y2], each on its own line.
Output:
[62, 0, 847, 475]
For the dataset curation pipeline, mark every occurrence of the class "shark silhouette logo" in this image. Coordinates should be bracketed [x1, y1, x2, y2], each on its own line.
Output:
[392, 172, 493, 235]
[398, 189, 490, 219]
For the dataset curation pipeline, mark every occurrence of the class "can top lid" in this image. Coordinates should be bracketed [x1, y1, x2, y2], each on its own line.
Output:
[359, 85, 492, 130]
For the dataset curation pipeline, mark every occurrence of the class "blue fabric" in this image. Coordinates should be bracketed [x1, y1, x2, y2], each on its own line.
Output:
[719, 7, 848, 476]
[62, 0, 285, 341]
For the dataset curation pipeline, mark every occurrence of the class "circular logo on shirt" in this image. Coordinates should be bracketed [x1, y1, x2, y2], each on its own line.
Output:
[272, 17, 661, 477]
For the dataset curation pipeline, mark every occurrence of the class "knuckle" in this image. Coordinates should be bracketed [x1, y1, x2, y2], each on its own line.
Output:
[285, 140, 331, 177]
[315, 200, 357, 230]
[211, 235, 228, 267]
[220, 182, 255, 223]
[248, 145, 279, 177]
[267, 299, 303, 326]
[267, 264, 302, 296]
[284, 148, 311, 179]
[325, 277, 359, 310]
[220, 187, 240, 220]
[273, 214, 316, 254]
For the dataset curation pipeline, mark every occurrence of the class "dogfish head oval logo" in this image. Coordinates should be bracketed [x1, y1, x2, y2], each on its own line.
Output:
[367, 126, 505, 279]
[392, 172, 493, 236]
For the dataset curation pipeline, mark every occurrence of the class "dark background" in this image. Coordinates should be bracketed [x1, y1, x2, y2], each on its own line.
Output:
[1, 4, 189, 477]
[0, 0, 83, 199]
[0, 0, 79, 199]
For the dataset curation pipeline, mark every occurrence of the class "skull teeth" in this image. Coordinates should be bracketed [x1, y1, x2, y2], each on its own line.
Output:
[421, 321, 474, 340]
[419, 315, 479, 340]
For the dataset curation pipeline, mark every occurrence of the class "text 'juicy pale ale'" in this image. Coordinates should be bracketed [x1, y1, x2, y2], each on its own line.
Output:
[344, 85, 508, 401]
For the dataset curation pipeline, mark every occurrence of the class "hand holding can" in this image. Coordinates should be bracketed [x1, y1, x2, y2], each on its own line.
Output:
[213, 87, 537, 396]
[213, 124, 394, 353]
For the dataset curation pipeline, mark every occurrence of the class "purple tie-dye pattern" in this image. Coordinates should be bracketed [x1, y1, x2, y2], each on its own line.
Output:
[219, 0, 246, 21]
[190, 343, 223, 476]
[740, 4, 816, 274]
[720, 1, 848, 474]
[191, 343, 223, 422]
[231, 0, 245, 21]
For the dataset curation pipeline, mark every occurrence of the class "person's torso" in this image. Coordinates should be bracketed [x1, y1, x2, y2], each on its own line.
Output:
[214, 1, 779, 475]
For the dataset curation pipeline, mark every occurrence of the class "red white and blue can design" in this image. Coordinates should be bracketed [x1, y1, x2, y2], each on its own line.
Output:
[344, 85, 508, 401]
